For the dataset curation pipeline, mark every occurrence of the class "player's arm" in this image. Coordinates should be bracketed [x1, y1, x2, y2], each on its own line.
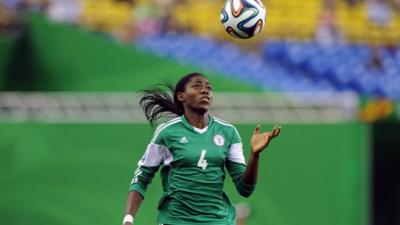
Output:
[123, 191, 143, 225]
[123, 161, 160, 224]
[123, 163, 160, 224]
[241, 125, 281, 186]
[226, 127, 254, 198]
[123, 124, 168, 224]
[226, 125, 280, 198]
[226, 159, 254, 198]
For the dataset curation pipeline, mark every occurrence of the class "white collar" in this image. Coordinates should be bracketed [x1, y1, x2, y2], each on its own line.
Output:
[193, 126, 208, 134]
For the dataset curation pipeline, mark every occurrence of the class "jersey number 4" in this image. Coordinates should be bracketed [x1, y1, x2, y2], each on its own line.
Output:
[197, 150, 208, 170]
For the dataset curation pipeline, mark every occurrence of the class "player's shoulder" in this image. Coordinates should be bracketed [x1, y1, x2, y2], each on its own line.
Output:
[213, 117, 242, 142]
[151, 117, 183, 143]
[213, 117, 240, 133]
[213, 116, 236, 129]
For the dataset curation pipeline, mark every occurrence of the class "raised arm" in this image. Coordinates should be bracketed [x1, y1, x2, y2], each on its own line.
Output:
[241, 125, 281, 186]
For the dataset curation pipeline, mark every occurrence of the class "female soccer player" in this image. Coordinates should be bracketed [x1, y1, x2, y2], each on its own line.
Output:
[122, 72, 281, 225]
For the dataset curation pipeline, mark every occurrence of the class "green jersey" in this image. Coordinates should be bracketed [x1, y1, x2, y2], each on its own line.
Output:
[129, 116, 255, 225]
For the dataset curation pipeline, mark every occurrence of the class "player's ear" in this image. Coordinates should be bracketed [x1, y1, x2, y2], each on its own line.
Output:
[177, 92, 184, 102]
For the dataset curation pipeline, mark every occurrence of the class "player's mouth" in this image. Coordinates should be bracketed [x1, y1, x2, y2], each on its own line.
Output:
[199, 96, 211, 103]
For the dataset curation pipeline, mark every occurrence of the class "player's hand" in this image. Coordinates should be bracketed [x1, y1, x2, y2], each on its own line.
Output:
[250, 125, 281, 154]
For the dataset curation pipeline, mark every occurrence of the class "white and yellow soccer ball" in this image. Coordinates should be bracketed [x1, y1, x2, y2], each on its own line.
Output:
[221, 0, 267, 39]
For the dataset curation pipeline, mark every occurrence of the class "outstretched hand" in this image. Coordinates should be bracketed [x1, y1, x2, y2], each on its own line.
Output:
[250, 125, 281, 154]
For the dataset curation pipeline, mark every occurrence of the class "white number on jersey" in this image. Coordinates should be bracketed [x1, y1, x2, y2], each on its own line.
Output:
[197, 150, 208, 170]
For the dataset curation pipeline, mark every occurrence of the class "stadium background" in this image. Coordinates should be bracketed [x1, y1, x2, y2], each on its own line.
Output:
[0, 0, 399, 225]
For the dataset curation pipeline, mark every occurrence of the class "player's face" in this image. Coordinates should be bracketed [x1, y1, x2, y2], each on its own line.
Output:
[178, 76, 213, 114]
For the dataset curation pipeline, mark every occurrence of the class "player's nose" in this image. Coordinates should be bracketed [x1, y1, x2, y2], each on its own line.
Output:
[200, 86, 209, 95]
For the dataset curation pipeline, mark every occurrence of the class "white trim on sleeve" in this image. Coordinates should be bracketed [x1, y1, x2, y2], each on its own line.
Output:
[227, 143, 246, 165]
[138, 143, 172, 167]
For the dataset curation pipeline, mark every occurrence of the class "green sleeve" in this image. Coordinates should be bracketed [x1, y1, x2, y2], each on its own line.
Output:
[226, 160, 255, 198]
[128, 166, 160, 198]
[128, 124, 167, 198]
[229, 125, 242, 145]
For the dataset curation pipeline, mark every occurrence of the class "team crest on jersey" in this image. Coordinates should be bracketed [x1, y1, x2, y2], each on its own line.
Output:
[213, 134, 225, 147]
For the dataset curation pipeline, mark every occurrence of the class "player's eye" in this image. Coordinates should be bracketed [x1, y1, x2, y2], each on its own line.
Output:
[193, 84, 200, 89]
[207, 86, 212, 91]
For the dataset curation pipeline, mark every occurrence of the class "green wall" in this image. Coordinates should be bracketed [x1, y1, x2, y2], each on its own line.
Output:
[0, 36, 17, 89]
[2, 14, 260, 92]
[0, 123, 369, 225]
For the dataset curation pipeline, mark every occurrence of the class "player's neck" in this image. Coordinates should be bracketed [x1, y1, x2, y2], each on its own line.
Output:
[184, 111, 209, 129]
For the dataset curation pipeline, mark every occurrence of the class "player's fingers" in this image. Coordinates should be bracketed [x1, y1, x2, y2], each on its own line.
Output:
[254, 124, 261, 134]
[272, 125, 281, 137]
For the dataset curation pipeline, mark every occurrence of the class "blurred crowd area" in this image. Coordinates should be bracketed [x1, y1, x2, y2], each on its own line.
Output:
[1, 0, 399, 121]
[1, 0, 400, 45]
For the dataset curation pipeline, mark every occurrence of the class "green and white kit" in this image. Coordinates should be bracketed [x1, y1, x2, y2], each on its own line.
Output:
[129, 116, 255, 225]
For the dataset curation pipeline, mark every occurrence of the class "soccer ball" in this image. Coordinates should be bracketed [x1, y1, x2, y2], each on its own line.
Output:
[220, 0, 266, 39]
